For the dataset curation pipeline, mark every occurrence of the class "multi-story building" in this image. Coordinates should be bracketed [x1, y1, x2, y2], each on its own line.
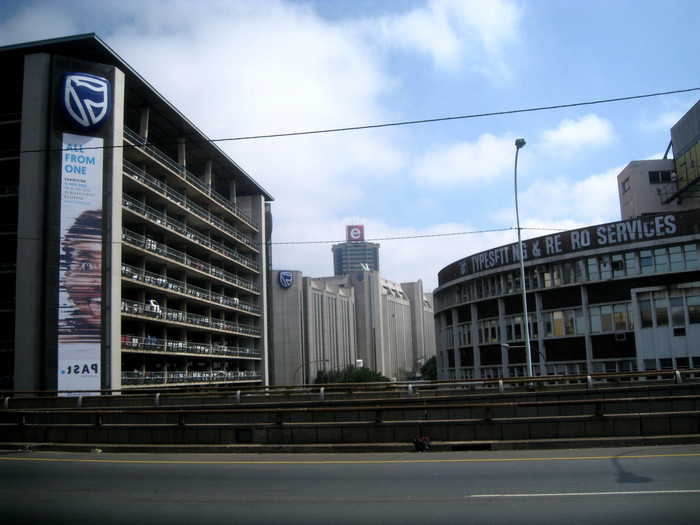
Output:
[0, 34, 273, 393]
[434, 100, 700, 381]
[434, 210, 699, 380]
[269, 272, 356, 384]
[270, 268, 435, 384]
[332, 225, 380, 276]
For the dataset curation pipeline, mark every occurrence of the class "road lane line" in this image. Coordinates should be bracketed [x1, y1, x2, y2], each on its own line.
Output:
[470, 489, 700, 498]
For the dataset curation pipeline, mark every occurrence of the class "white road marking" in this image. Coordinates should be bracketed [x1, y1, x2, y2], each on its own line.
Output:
[470, 489, 700, 498]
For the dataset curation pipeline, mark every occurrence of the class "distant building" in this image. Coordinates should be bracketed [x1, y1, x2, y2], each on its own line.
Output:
[269, 271, 356, 385]
[617, 159, 686, 219]
[332, 225, 380, 276]
[270, 268, 435, 384]
[434, 100, 700, 381]
[402, 281, 436, 372]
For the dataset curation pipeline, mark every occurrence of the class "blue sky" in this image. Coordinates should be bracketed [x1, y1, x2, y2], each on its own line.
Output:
[2, 0, 699, 291]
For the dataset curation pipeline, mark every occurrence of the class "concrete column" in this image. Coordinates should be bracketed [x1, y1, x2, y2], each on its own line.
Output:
[107, 68, 125, 392]
[15, 53, 51, 392]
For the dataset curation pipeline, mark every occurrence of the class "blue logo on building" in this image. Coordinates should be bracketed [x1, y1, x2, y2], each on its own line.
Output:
[279, 271, 294, 289]
[60, 73, 111, 131]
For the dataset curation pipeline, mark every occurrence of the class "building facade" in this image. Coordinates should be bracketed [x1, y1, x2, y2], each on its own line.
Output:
[434, 100, 700, 381]
[270, 269, 435, 384]
[434, 211, 700, 380]
[1, 35, 273, 393]
[617, 159, 691, 220]
[269, 272, 356, 385]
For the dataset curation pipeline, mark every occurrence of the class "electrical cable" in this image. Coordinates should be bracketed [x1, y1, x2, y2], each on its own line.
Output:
[7, 86, 700, 155]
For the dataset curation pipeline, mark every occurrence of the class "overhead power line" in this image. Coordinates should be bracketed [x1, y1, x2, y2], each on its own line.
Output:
[11, 86, 700, 156]
[213, 87, 700, 142]
[271, 226, 565, 245]
[15, 226, 564, 246]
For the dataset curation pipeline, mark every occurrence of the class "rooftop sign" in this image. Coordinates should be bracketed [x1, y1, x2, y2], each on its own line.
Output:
[438, 210, 700, 286]
[347, 225, 365, 242]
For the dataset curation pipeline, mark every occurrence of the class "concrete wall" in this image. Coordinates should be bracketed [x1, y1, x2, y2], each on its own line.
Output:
[15, 53, 52, 391]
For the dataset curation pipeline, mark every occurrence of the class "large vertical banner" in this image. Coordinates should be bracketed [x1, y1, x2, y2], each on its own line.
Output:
[57, 133, 103, 394]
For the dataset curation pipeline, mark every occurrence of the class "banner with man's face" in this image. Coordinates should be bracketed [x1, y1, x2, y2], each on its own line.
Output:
[57, 133, 103, 394]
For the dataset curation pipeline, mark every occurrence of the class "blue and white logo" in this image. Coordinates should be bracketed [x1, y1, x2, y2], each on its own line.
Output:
[60, 73, 111, 131]
[279, 271, 294, 289]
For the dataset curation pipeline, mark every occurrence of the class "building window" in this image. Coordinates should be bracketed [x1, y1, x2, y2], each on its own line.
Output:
[659, 358, 673, 369]
[546, 309, 578, 336]
[671, 298, 685, 327]
[654, 296, 669, 326]
[640, 250, 653, 274]
[457, 323, 472, 346]
[478, 319, 500, 344]
[685, 244, 698, 269]
[587, 257, 600, 281]
[575, 309, 585, 334]
[669, 246, 684, 271]
[622, 178, 631, 193]
[600, 305, 614, 332]
[612, 254, 625, 277]
[639, 299, 653, 328]
[614, 304, 632, 331]
[654, 248, 669, 273]
[505, 315, 523, 341]
[648, 170, 672, 183]
[625, 252, 638, 276]
[529, 313, 538, 339]
[588, 303, 633, 334]
[688, 295, 700, 324]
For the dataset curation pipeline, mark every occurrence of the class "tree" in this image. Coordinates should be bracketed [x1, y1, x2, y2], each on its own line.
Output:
[315, 366, 389, 384]
[420, 356, 437, 380]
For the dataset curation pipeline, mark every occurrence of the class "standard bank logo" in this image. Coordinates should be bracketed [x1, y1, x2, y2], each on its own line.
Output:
[61, 73, 111, 131]
[279, 271, 294, 289]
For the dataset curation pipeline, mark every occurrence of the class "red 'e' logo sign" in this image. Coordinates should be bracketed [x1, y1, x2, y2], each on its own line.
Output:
[347, 225, 364, 242]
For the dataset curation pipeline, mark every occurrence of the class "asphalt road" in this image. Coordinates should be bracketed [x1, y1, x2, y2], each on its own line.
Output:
[1, 445, 699, 524]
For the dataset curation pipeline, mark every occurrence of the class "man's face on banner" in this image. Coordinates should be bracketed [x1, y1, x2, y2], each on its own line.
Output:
[65, 233, 102, 327]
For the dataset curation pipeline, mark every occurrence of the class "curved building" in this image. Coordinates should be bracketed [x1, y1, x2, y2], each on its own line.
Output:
[433, 210, 700, 380]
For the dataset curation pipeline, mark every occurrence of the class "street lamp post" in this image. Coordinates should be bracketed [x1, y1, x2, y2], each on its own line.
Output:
[293, 358, 330, 385]
[514, 138, 533, 378]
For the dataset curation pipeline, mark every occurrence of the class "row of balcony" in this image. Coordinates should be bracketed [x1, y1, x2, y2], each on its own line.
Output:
[121, 335, 261, 359]
[121, 263, 259, 315]
[123, 160, 258, 250]
[120, 298, 261, 337]
[123, 194, 259, 272]
[122, 228, 259, 293]
[121, 370, 261, 386]
[123, 127, 259, 230]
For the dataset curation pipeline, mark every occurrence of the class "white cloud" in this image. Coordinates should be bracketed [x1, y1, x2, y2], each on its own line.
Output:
[515, 165, 624, 228]
[364, 0, 521, 77]
[0, 3, 77, 45]
[411, 133, 515, 185]
[97, 0, 408, 255]
[539, 114, 616, 155]
[108, 1, 392, 136]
